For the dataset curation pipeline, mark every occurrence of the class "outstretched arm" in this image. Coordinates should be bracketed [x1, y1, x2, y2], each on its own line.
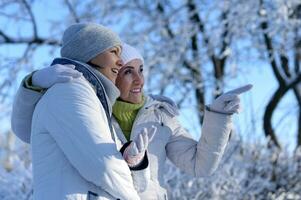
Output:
[166, 84, 252, 177]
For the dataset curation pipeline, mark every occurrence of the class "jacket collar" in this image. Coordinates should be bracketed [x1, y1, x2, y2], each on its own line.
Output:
[55, 57, 120, 108]
[143, 95, 179, 117]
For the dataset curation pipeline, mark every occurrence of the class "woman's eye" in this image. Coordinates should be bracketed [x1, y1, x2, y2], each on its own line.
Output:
[111, 50, 117, 55]
[124, 69, 132, 74]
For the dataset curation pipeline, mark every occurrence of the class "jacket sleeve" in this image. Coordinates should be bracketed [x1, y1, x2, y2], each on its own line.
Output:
[11, 79, 43, 143]
[35, 78, 140, 200]
[165, 109, 232, 177]
[131, 166, 150, 193]
[119, 142, 150, 193]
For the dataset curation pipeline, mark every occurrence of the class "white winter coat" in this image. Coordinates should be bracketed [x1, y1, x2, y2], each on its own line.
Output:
[13, 76, 141, 200]
[112, 95, 232, 200]
[11, 82, 232, 200]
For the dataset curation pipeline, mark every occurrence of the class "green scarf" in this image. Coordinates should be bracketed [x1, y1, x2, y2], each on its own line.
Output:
[112, 96, 145, 141]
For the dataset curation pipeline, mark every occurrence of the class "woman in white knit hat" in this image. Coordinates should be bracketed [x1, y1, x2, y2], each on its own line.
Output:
[111, 43, 252, 199]
[12, 40, 252, 199]
[11, 23, 149, 200]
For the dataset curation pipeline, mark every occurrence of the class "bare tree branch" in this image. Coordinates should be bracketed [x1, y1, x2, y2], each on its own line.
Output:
[260, 20, 286, 86]
[185, 0, 206, 122]
[0, 32, 60, 45]
[0, 30, 10, 42]
[258, 0, 301, 148]
[21, 0, 38, 38]
[64, 0, 81, 23]
[0, 1, 60, 46]
[156, 1, 206, 123]
[280, 53, 291, 78]
[294, 42, 300, 73]
[263, 73, 301, 148]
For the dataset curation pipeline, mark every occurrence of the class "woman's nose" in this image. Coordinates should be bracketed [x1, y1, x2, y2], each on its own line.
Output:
[116, 59, 123, 68]
[134, 73, 143, 84]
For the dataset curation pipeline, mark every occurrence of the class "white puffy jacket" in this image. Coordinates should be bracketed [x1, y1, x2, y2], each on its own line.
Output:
[14, 76, 140, 200]
[11, 82, 232, 200]
[112, 95, 232, 200]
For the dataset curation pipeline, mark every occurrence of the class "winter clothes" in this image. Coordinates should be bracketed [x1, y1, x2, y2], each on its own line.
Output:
[121, 43, 144, 64]
[61, 23, 122, 63]
[24, 71, 47, 93]
[12, 58, 145, 200]
[11, 76, 43, 143]
[51, 58, 118, 127]
[112, 95, 232, 200]
[33, 59, 141, 200]
[112, 96, 145, 140]
[11, 76, 232, 199]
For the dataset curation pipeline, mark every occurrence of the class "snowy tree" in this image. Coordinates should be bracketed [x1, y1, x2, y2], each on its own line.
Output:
[256, 0, 301, 148]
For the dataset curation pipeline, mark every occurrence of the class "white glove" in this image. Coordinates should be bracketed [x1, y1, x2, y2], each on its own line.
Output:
[123, 126, 157, 167]
[32, 64, 82, 88]
[208, 84, 253, 114]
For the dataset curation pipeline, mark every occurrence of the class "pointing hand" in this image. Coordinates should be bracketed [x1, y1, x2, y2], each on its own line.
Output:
[208, 84, 253, 114]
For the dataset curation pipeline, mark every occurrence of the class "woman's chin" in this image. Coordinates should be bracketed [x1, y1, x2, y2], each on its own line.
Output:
[129, 96, 142, 104]
[120, 93, 143, 104]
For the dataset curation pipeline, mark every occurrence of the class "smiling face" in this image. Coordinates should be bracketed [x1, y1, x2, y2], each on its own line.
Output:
[115, 59, 144, 104]
[89, 46, 123, 84]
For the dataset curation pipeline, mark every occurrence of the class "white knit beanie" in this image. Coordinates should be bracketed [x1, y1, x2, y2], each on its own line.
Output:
[121, 43, 144, 65]
[60, 22, 122, 63]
